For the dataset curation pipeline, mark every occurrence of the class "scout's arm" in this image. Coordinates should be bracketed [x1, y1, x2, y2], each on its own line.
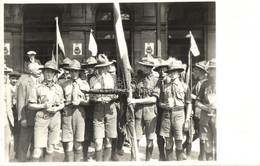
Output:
[128, 96, 157, 105]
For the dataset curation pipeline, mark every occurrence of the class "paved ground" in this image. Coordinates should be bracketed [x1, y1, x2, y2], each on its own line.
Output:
[9, 135, 201, 163]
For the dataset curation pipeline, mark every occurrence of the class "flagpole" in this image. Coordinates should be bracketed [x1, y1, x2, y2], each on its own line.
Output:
[113, 3, 139, 161]
[55, 17, 59, 67]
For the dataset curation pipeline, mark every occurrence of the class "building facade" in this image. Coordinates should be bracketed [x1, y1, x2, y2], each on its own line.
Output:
[4, 2, 215, 73]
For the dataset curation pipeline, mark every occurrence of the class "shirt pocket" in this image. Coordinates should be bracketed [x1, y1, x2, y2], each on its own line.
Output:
[175, 88, 185, 101]
[39, 91, 49, 103]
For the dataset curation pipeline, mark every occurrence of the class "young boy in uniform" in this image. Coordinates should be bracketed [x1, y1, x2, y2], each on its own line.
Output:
[89, 54, 118, 161]
[81, 56, 97, 161]
[195, 59, 216, 161]
[62, 59, 90, 162]
[127, 54, 159, 161]
[158, 59, 192, 161]
[28, 60, 65, 162]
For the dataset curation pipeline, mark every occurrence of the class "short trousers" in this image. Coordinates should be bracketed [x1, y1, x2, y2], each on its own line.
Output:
[93, 103, 117, 139]
[160, 110, 185, 140]
[199, 110, 216, 141]
[61, 105, 85, 142]
[34, 111, 61, 148]
[135, 117, 157, 140]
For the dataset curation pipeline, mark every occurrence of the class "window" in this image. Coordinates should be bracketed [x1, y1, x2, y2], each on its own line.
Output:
[168, 3, 207, 64]
[95, 3, 132, 62]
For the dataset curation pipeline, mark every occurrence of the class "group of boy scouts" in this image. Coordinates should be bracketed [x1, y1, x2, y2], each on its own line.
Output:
[4, 50, 216, 162]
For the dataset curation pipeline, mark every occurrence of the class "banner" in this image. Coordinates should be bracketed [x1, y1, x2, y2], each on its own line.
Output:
[189, 31, 200, 56]
[88, 29, 98, 56]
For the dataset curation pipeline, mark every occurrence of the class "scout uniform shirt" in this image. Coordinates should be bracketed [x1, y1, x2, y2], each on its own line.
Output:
[63, 78, 90, 106]
[160, 79, 192, 109]
[29, 81, 64, 119]
[133, 72, 159, 121]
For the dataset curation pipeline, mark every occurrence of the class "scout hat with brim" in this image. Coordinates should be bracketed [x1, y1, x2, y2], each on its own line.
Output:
[136, 54, 156, 67]
[165, 59, 185, 73]
[153, 62, 168, 72]
[4, 64, 13, 73]
[9, 71, 21, 78]
[65, 59, 84, 71]
[192, 60, 208, 73]
[40, 60, 60, 73]
[207, 58, 216, 69]
[59, 58, 72, 68]
[95, 54, 115, 68]
[82, 56, 97, 68]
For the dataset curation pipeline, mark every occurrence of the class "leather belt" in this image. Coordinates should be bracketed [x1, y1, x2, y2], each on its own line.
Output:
[168, 106, 184, 112]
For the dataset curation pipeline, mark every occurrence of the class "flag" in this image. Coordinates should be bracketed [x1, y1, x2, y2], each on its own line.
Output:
[52, 17, 66, 65]
[113, 3, 131, 70]
[185, 31, 200, 86]
[189, 31, 200, 56]
[113, 2, 139, 161]
[88, 29, 98, 56]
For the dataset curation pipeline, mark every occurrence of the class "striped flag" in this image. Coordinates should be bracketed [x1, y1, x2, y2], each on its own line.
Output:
[113, 2, 139, 161]
[88, 29, 98, 56]
[113, 3, 131, 70]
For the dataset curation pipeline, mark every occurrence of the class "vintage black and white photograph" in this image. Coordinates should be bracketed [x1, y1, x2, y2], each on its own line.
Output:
[2, 1, 217, 164]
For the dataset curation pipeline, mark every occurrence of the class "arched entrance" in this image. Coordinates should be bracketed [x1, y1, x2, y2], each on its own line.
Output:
[23, 4, 62, 65]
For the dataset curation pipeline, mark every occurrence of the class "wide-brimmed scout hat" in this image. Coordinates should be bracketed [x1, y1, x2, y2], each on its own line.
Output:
[207, 58, 216, 69]
[82, 56, 98, 68]
[95, 54, 115, 68]
[193, 60, 208, 73]
[153, 62, 168, 72]
[9, 71, 21, 78]
[27, 50, 36, 56]
[4, 64, 13, 73]
[59, 58, 72, 68]
[136, 54, 156, 67]
[40, 60, 60, 73]
[65, 59, 84, 71]
[165, 59, 185, 73]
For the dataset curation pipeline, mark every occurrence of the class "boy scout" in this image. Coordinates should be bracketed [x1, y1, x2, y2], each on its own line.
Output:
[153, 63, 168, 161]
[195, 59, 216, 161]
[184, 60, 208, 160]
[158, 59, 192, 161]
[81, 56, 97, 161]
[62, 59, 90, 162]
[127, 54, 159, 161]
[28, 60, 64, 162]
[89, 54, 118, 162]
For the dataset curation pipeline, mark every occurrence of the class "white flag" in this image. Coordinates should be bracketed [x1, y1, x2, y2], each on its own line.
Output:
[55, 17, 65, 55]
[189, 31, 200, 56]
[88, 29, 98, 56]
